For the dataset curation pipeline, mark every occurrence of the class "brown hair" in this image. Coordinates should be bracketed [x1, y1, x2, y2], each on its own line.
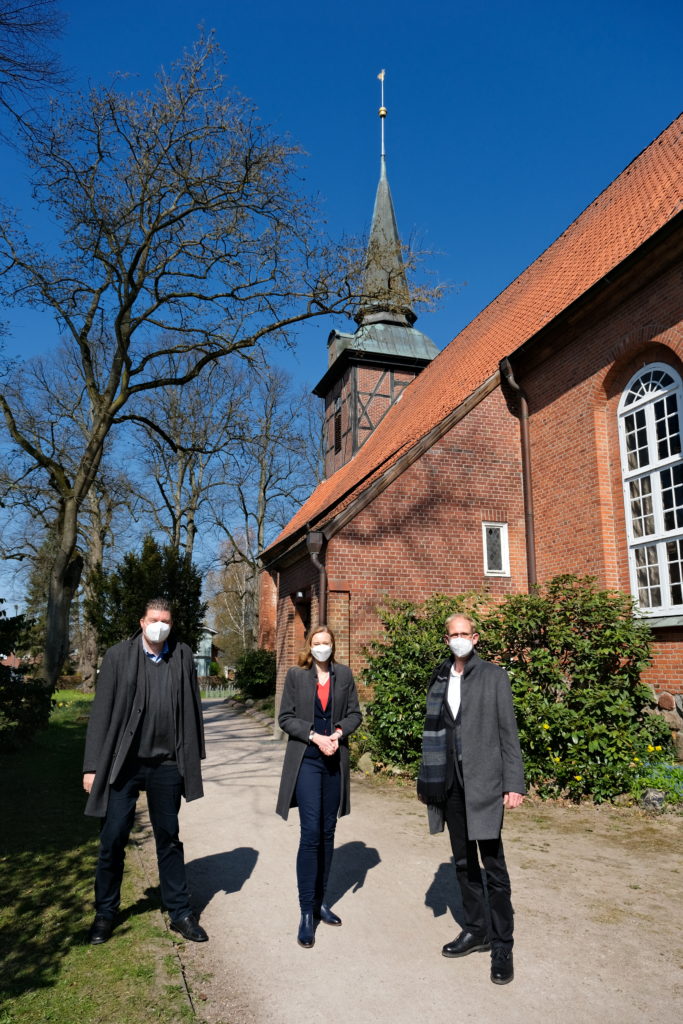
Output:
[297, 624, 336, 669]
[144, 597, 173, 617]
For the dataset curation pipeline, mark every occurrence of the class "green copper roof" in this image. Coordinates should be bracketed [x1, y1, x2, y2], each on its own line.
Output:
[329, 322, 439, 363]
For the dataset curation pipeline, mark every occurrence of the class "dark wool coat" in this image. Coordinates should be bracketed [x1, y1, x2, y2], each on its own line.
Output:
[275, 662, 362, 821]
[426, 651, 526, 840]
[83, 631, 205, 818]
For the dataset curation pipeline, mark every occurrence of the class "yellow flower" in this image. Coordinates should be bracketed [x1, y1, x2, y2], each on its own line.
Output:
[542, 723, 550, 730]
[647, 745, 654, 752]
[554, 756, 561, 762]
[574, 775, 583, 781]
[655, 745, 662, 751]
[633, 757, 640, 763]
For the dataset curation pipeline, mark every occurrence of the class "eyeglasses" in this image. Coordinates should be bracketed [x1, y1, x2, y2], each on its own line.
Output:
[446, 632, 474, 638]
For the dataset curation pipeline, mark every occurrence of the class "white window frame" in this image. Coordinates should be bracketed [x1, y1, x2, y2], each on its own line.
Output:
[482, 521, 510, 577]
[617, 362, 683, 616]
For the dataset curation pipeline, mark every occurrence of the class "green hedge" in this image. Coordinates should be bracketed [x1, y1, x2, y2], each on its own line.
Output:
[363, 576, 672, 802]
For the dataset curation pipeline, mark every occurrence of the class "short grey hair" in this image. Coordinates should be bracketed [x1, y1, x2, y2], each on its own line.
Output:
[444, 612, 478, 634]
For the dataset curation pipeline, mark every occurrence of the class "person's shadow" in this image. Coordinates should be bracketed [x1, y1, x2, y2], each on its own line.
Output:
[424, 861, 464, 925]
[324, 841, 381, 908]
[185, 847, 259, 915]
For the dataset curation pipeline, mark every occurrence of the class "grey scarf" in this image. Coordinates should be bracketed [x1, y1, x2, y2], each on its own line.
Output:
[416, 669, 449, 805]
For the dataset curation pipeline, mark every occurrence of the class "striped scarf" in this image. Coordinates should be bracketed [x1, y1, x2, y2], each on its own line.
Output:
[416, 670, 449, 806]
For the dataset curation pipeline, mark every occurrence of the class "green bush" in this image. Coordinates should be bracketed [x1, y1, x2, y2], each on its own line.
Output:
[234, 648, 276, 699]
[0, 676, 54, 750]
[0, 602, 52, 749]
[362, 576, 672, 801]
[208, 661, 221, 677]
[480, 576, 671, 802]
[363, 593, 487, 774]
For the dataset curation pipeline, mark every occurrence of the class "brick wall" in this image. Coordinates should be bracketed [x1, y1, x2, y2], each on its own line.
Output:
[643, 630, 683, 695]
[258, 571, 277, 651]
[325, 386, 526, 698]
[524, 259, 683, 693]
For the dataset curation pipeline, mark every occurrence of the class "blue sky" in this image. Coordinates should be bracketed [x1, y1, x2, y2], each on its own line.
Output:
[2, 0, 682, 391]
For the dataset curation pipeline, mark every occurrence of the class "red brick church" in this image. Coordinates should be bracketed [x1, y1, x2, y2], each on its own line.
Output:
[260, 113, 683, 704]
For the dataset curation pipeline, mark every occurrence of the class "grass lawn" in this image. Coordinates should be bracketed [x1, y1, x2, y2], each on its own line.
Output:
[0, 691, 194, 1024]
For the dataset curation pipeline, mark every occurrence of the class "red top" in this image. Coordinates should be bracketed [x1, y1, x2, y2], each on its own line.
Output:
[316, 675, 330, 711]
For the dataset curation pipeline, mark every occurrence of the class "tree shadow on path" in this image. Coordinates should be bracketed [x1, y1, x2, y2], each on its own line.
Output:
[325, 841, 381, 908]
[186, 847, 259, 915]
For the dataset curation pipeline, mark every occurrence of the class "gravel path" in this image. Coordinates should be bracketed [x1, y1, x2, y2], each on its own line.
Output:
[146, 700, 681, 1024]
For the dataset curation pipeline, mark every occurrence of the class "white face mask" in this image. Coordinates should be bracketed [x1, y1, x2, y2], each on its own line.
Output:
[145, 620, 171, 644]
[448, 637, 473, 659]
[311, 643, 333, 663]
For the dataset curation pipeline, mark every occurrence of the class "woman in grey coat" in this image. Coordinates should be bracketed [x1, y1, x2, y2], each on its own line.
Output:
[276, 624, 362, 948]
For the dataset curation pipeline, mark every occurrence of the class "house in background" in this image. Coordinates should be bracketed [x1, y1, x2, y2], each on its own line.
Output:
[260, 113, 683, 707]
[194, 625, 219, 678]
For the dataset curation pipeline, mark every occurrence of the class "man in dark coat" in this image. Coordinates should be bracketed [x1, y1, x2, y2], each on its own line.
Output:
[82, 597, 207, 945]
[417, 613, 525, 985]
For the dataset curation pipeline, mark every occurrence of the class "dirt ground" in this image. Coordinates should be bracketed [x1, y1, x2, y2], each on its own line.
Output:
[139, 701, 682, 1024]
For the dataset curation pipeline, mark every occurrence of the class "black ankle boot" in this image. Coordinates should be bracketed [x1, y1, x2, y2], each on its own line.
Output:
[317, 904, 342, 926]
[297, 913, 315, 947]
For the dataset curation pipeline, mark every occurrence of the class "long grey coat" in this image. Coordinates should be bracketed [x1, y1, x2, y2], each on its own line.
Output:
[275, 662, 362, 820]
[427, 651, 526, 840]
[83, 632, 205, 818]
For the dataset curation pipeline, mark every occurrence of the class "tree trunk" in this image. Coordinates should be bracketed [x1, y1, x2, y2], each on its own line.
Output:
[77, 489, 109, 692]
[41, 501, 84, 689]
[76, 618, 98, 692]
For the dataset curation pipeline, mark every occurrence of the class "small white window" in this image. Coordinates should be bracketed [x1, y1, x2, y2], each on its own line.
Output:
[482, 522, 510, 576]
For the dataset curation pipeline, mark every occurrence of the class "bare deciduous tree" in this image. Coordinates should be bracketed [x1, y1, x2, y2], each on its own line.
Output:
[0, 0, 65, 125]
[0, 33, 364, 686]
[205, 550, 258, 665]
[205, 364, 324, 653]
[126, 355, 247, 561]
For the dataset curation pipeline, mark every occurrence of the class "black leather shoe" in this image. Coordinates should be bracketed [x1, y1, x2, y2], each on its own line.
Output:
[442, 930, 491, 958]
[297, 912, 315, 947]
[491, 947, 514, 984]
[88, 914, 114, 945]
[171, 913, 208, 942]
[316, 904, 342, 926]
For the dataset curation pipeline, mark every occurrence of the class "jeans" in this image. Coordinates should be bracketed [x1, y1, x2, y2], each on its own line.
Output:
[94, 759, 192, 922]
[444, 771, 514, 949]
[294, 755, 341, 913]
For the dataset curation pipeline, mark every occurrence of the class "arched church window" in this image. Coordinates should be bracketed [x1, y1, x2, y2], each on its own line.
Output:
[618, 363, 683, 614]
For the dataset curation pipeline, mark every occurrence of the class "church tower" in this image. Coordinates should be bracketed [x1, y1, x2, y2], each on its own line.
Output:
[314, 74, 439, 478]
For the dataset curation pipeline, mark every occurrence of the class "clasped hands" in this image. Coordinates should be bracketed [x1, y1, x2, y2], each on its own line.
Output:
[311, 730, 342, 756]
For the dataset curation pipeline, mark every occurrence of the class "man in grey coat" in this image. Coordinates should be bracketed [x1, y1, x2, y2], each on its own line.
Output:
[417, 613, 525, 985]
[82, 597, 207, 946]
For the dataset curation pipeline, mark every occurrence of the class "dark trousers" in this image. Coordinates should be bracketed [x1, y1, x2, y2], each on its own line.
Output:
[294, 755, 341, 913]
[444, 772, 514, 950]
[95, 759, 192, 922]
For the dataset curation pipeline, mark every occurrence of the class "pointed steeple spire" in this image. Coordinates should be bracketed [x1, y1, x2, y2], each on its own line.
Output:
[313, 69, 438, 476]
[356, 73, 416, 328]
